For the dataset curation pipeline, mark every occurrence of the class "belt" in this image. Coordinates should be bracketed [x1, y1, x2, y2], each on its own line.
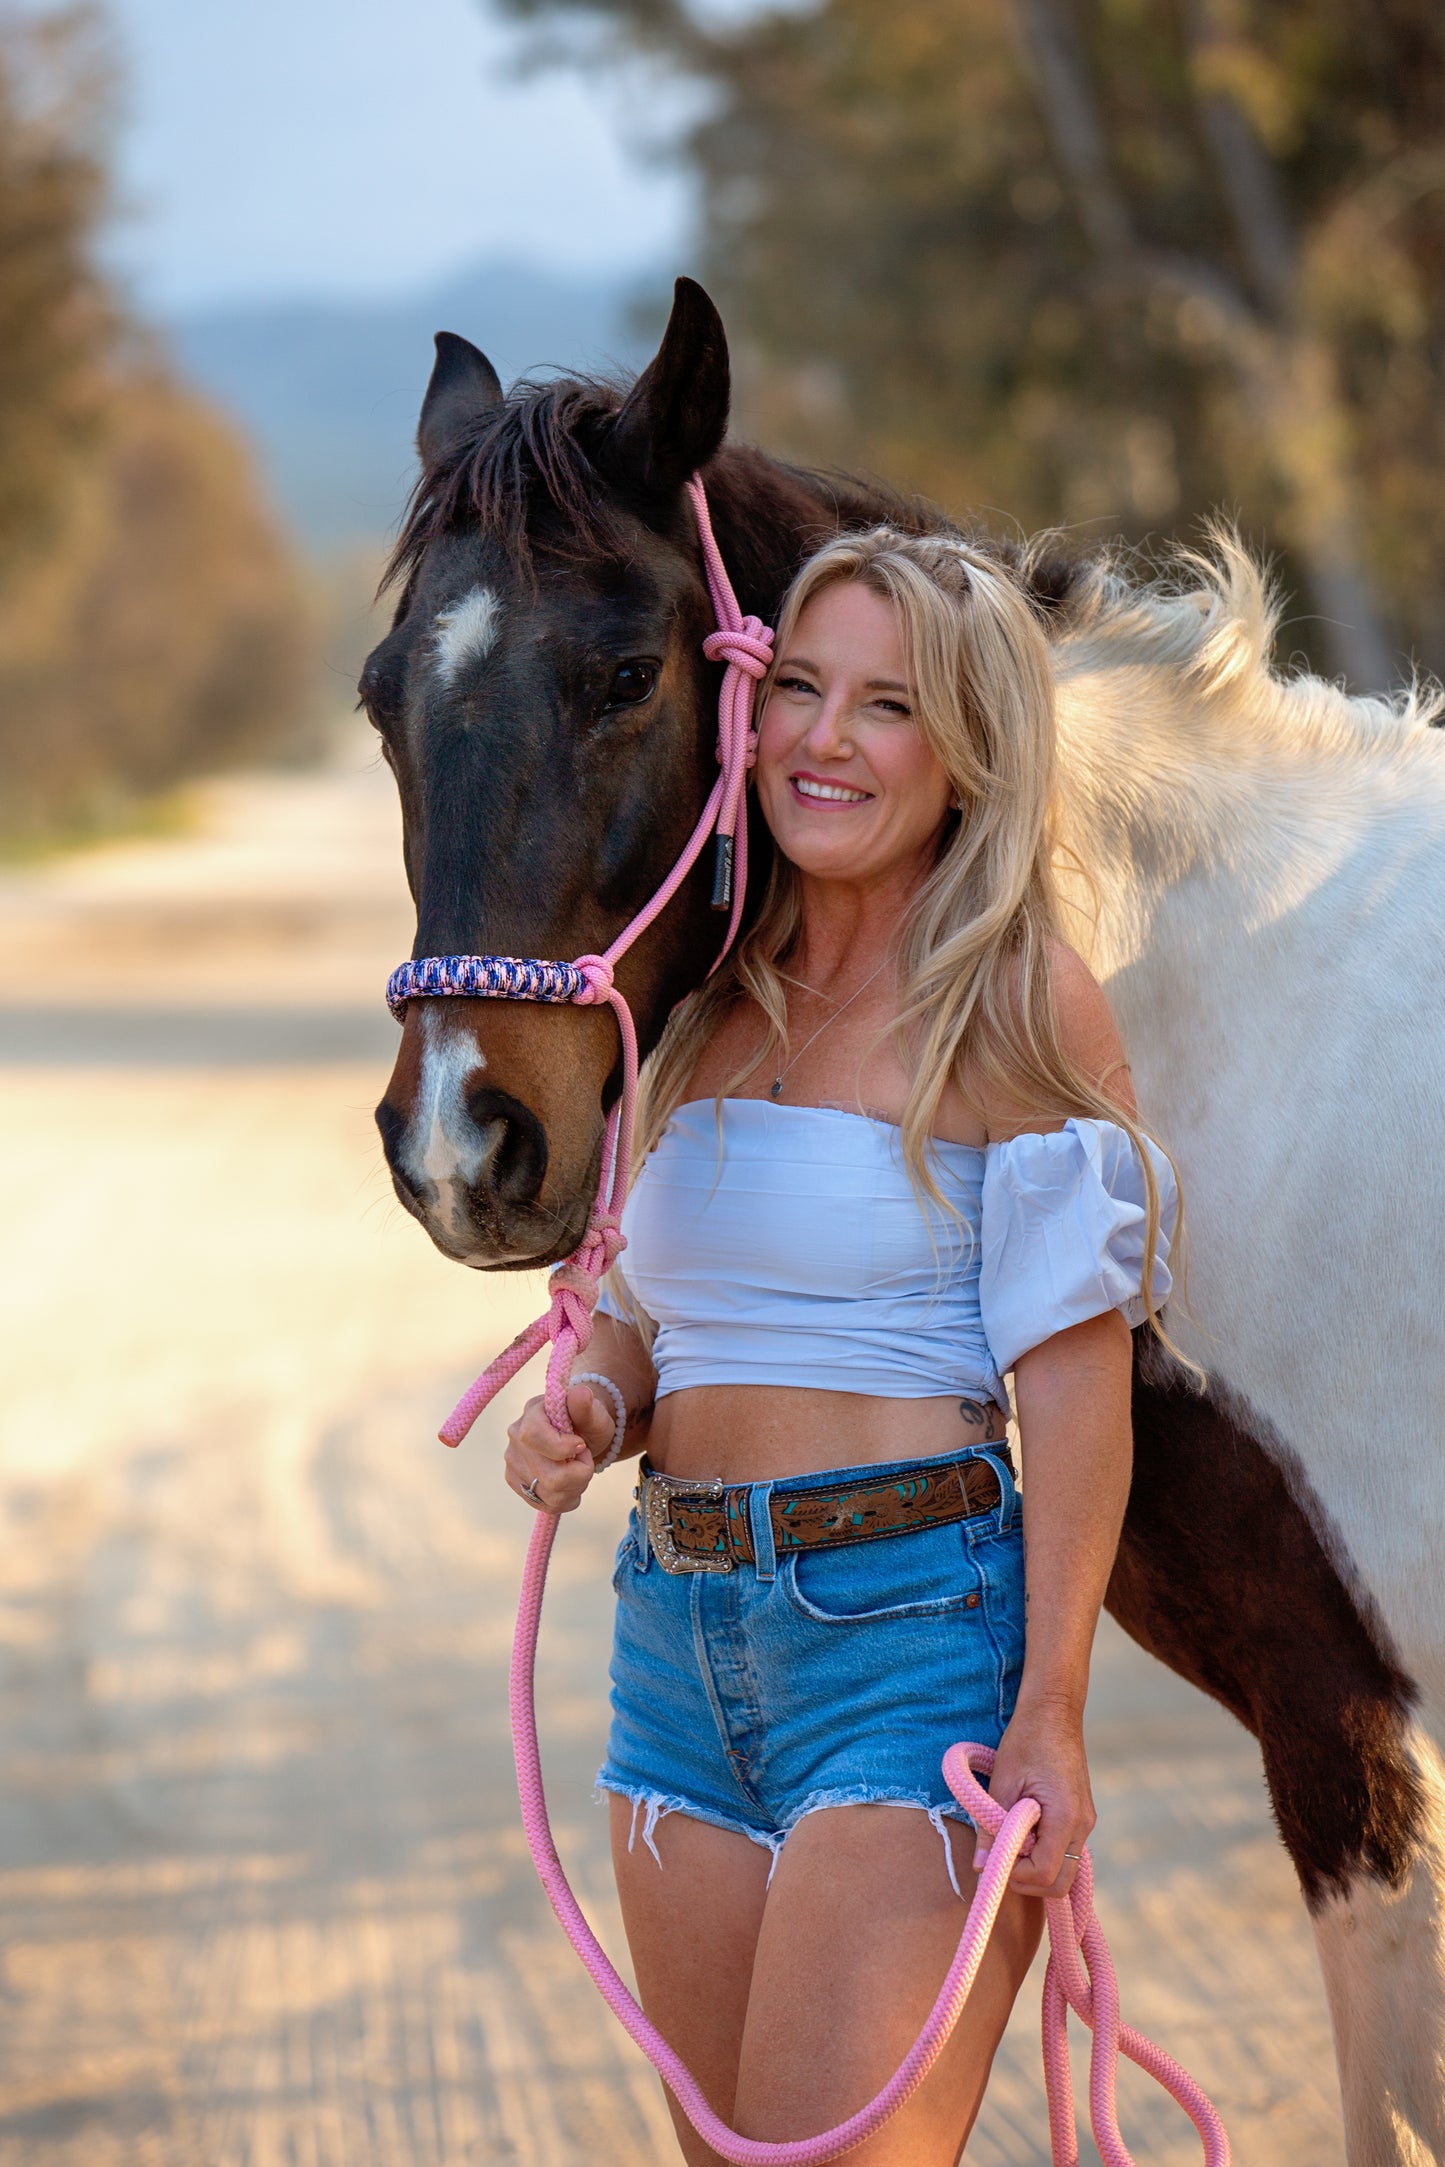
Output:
[637, 1447, 1014, 1576]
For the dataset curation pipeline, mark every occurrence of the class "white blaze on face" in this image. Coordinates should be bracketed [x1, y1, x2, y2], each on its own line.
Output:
[400, 1006, 494, 1244]
[432, 585, 502, 686]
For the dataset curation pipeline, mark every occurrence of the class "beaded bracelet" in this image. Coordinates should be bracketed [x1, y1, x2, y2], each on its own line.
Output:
[570, 1372, 627, 1470]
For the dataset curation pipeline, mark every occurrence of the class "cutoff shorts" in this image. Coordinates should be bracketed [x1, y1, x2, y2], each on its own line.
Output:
[596, 1444, 1026, 1869]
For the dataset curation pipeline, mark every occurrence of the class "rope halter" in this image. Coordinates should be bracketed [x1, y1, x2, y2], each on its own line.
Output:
[384, 474, 771, 1446]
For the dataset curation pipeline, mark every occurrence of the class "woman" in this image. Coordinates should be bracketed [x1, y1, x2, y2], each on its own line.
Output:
[505, 526, 1176, 2166]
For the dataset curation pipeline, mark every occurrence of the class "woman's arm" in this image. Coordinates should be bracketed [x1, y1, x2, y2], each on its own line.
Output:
[504, 1312, 657, 1514]
[974, 941, 1138, 1896]
[979, 1308, 1132, 1895]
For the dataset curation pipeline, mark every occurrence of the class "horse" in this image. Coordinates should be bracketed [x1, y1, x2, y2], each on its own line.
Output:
[363, 276, 1445, 2166]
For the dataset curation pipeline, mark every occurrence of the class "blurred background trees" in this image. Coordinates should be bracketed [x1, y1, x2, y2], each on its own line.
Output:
[500, 0, 1445, 687]
[0, 5, 310, 845]
[2, 0, 1440, 855]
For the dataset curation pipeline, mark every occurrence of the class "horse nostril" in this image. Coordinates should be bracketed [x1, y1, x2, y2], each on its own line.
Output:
[467, 1086, 549, 1210]
[375, 1098, 423, 1200]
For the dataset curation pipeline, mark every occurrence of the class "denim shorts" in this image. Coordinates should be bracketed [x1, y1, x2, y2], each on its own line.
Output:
[596, 1445, 1025, 1873]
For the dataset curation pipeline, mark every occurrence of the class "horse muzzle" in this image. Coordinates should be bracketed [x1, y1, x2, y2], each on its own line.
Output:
[376, 1003, 594, 1268]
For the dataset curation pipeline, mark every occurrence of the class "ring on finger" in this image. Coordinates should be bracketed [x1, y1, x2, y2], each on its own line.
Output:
[523, 1476, 542, 1502]
[1063, 1850, 1082, 1862]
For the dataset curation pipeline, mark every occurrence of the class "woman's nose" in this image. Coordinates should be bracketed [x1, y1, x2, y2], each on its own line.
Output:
[802, 693, 854, 760]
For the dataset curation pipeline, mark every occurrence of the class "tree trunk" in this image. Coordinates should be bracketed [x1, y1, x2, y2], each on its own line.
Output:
[1010, 0, 1400, 690]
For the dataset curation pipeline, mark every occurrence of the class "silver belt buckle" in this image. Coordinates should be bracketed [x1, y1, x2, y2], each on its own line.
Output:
[641, 1467, 732, 1575]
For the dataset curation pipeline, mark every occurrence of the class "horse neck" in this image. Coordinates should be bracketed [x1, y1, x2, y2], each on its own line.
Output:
[697, 447, 908, 622]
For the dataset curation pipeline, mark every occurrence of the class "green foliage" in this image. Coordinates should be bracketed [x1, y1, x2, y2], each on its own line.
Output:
[499, 0, 1445, 685]
[0, 6, 314, 843]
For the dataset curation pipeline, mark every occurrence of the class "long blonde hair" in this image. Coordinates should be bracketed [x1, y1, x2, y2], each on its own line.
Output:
[636, 525, 1182, 1349]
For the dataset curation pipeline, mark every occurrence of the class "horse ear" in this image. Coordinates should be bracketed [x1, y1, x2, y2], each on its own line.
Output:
[596, 276, 730, 498]
[418, 332, 504, 467]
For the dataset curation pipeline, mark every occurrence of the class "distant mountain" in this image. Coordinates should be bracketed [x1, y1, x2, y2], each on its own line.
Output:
[169, 261, 660, 553]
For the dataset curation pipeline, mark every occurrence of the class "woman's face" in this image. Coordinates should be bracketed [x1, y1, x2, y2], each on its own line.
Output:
[754, 579, 954, 887]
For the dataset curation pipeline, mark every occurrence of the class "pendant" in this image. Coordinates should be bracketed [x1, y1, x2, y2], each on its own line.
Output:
[769, 1077, 782, 1099]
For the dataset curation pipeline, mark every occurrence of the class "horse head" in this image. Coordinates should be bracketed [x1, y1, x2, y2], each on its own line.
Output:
[365, 279, 752, 1270]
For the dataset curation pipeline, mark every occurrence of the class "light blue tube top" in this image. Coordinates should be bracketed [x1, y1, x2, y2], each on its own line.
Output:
[598, 1099, 1177, 1405]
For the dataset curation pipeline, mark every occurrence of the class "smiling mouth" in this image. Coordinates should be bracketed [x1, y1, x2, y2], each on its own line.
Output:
[790, 774, 874, 806]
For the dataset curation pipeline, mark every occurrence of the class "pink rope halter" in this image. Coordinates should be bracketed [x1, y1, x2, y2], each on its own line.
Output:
[384, 477, 1232, 2165]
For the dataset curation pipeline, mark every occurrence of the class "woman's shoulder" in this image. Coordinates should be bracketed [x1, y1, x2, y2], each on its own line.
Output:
[1044, 939, 1131, 1091]
[975, 938, 1136, 1143]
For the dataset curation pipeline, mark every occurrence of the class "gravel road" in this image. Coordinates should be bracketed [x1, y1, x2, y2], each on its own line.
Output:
[0, 742, 1344, 2164]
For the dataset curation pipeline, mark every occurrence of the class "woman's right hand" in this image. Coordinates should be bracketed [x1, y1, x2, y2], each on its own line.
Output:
[505, 1385, 617, 1513]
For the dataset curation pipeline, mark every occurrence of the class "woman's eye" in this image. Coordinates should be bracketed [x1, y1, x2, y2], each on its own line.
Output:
[874, 698, 912, 717]
[606, 659, 659, 707]
[777, 675, 818, 696]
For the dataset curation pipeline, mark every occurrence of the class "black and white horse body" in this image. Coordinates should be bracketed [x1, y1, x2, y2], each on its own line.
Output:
[1052, 559, 1445, 2164]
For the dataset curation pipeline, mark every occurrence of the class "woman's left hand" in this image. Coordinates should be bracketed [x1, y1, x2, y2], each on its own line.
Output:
[972, 1696, 1095, 1900]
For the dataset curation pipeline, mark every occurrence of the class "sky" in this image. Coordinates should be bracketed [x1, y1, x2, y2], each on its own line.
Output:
[102, 0, 695, 315]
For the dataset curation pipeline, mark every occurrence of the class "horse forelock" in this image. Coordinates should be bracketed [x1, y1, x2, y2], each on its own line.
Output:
[382, 374, 638, 608]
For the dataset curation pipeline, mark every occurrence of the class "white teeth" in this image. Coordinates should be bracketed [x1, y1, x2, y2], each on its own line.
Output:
[793, 776, 871, 804]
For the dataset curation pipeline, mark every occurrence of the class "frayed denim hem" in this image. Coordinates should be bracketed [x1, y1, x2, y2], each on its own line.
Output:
[593, 1779, 783, 1868]
[594, 1778, 972, 1896]
[780, 1789, 972, 1898]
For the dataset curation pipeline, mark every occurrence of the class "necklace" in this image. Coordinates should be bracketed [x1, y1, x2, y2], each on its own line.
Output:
[770, 957, 891, 1100]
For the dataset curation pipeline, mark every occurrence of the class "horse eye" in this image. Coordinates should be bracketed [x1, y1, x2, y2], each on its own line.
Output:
[606, 659, 658, 707]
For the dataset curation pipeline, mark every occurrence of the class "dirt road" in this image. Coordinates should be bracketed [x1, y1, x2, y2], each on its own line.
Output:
[0, 740, 1343, 2164]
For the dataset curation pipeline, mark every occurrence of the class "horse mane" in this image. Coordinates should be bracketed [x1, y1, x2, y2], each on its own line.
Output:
[384, 362, 1441, 759]
[1057, 527, 1445, 749]
[383, 374, 635, 601]
[380, 366, 1089, 635]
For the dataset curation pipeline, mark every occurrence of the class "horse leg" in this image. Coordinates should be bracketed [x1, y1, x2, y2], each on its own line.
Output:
[1107, 1352, 1445, 2167]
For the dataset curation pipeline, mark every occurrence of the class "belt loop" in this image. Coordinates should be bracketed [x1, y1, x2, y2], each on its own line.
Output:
[748, 1482, 777, 1581]
[976, 1447, 1019, 1535]
[635, 1480, 653, 1568]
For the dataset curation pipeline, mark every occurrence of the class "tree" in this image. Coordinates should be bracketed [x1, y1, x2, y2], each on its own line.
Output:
[0, 4, 112, 576]
[0, 6, 314, 841]
[497, 0, 1445, 687]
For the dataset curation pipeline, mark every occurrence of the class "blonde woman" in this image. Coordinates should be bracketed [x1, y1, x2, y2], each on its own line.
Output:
[505, 527, 1176, 2166]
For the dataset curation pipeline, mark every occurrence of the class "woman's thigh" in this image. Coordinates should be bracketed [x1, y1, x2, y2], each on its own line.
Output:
[612, 1797, 1039, 2167]
[609, 1795, 773, 2167]
[736, 1805, 1039, 2166]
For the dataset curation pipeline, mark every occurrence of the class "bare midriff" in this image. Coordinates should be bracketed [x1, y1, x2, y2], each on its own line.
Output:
[646, 1383, 1009, 1486]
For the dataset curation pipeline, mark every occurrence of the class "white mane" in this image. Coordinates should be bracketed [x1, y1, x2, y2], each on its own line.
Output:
[1045, 536, 1445, 955]
[1054, 533, 1444, 763]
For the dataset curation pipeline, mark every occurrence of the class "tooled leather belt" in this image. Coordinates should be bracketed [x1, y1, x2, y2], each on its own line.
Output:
[637, 1448, 1015, 1575]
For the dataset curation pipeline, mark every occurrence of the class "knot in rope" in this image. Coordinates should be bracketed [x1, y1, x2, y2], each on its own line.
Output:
[578, 1203, 626, 1275]
[703, 617, 774, 681]
[547, 1261, 600, 1354]
[573, 953, 615, 1005]
[545, 1208, 626, 1360]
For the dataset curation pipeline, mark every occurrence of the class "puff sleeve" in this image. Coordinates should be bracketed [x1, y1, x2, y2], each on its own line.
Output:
[978, 1118, 1176, 1379]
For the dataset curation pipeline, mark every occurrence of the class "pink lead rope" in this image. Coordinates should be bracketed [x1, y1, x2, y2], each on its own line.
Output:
[385, 477, 1232, 2166]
